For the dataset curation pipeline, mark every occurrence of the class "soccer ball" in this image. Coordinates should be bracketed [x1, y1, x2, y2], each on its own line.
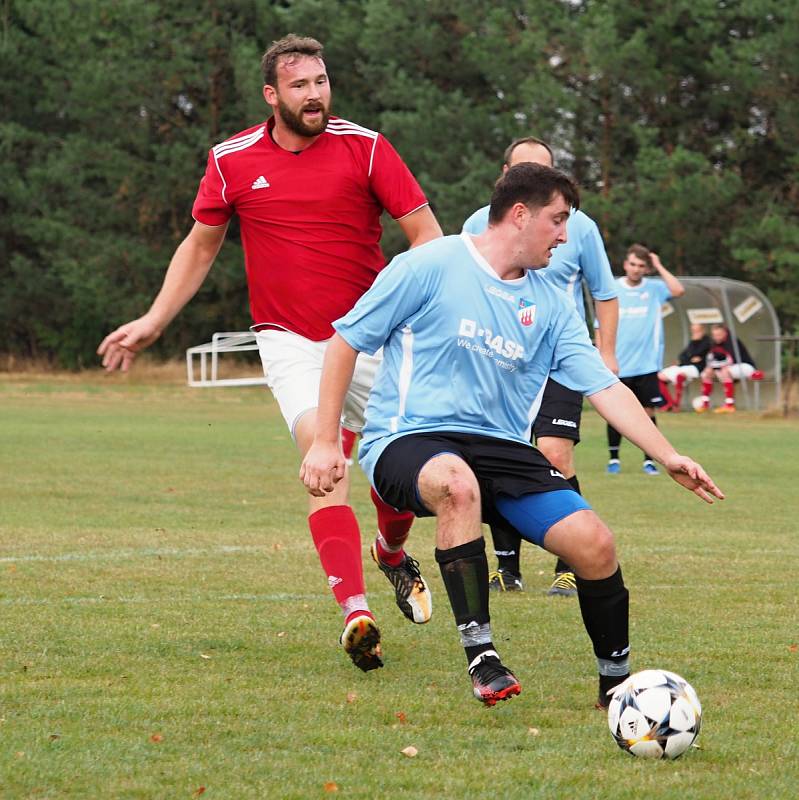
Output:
[607, 669, 702, 759]
[691, 395, 707, 412]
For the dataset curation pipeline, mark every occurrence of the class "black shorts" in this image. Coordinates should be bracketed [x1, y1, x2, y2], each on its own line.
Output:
[532, 378, 582, 444]
[372, 432, 573, 524]
[620, 372, 665, 408]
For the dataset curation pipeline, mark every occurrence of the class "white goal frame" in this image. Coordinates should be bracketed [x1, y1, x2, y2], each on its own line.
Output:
[185, 331, 268, 388]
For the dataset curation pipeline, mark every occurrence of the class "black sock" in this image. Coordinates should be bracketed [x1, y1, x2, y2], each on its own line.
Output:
[576, 566, 630, 684]
[489, 521, 522, 576]
[607, 425, 621, 460]
[436, 538, 493, 664]
[554, 476, 581, 574]
[599, 673, 627, 698]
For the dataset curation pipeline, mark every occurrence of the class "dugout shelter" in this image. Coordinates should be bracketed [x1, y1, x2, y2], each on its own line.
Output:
[658, 277, 780, 410]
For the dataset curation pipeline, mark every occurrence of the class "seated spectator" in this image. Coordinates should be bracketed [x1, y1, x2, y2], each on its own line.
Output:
[695, 324, 757, 414]
[658, 323, 711, 411]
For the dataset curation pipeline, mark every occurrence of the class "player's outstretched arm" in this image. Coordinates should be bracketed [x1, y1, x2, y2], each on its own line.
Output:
[589, 382, 724, 504]
[97, 221, 228, 371]
[300, 335, 360, 497]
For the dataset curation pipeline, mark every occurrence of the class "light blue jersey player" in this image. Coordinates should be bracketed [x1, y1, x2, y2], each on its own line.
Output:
[614, 274, 672, 378]
[462, 136, 619, 597]
[604, 244, 685, 476]
[334, 231, 618, 483]
[301, 163, 721, 709]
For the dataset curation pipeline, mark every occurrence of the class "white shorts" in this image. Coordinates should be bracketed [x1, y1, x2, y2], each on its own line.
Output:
[725, 363, 755, 381]
[660, 364, 700, 383]
[255, 328, 380, 437]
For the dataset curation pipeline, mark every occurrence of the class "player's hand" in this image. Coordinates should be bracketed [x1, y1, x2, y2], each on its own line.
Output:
[649, 252, 663, 273]
[662, 454, 724, 504]
[97, 317, 162, 372]
[300, 441, 346, 497]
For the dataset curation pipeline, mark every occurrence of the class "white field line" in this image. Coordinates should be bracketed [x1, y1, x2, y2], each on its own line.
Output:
[0, 545, 278, 564]
[0, 592, 324, 606]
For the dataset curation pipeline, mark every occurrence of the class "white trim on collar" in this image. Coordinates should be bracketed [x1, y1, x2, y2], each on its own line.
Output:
[460, 232, 527, 286]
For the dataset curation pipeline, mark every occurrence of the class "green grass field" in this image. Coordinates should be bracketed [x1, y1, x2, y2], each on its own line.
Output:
[1, 373, 797, 799]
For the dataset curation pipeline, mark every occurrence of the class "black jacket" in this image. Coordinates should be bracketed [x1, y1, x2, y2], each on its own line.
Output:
[706, 336, 756, 369]
[677, 336, 711, 367]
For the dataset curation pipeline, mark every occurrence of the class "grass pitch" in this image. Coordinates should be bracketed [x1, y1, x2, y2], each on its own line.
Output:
[1, 372, 797, 799]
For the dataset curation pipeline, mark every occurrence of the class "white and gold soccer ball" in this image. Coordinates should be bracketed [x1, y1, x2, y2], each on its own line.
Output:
[691, 395, 708, 412]
[607, 669, 702, 759]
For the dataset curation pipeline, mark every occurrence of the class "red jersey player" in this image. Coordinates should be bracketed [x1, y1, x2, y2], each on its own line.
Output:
[98, 35, 443, 672]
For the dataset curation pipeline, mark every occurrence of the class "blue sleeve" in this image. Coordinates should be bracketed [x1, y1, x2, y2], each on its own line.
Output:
[462, 205, 489, 235]
[333, 254, 429, 355]
[550, 307, 619, 395]
[579, 221, 617, 301]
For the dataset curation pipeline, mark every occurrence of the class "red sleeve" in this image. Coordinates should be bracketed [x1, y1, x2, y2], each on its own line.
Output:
[368, 135, 428, 220]
[191, 149, 235, 226]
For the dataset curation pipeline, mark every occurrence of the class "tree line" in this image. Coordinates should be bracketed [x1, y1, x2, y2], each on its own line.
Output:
[2, 0, 797, 367]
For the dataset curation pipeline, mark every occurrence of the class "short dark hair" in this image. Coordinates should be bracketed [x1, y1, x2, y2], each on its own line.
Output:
[625, 243, 652, 267]
[488, 163, 579, 225]
[261, 34, 324, 86]
[503, 136, 554, 167]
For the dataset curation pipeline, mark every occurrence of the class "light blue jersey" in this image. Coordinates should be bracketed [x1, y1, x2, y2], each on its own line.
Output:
[614, 276, 673, 377]
[334, 233, 618, 483]
[461, 206, 617, 322]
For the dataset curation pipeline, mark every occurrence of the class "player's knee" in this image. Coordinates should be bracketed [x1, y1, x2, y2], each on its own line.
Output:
[419, 455, 479, 513]
[577, 517, 616, 573]
[438, 471, 479, 512]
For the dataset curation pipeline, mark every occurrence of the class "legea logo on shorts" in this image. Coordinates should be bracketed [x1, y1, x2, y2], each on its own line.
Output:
[552, 418, 577, 428]
[517, 298, 536, 326]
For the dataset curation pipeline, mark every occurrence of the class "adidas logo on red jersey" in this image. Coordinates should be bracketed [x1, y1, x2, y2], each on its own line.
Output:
[251, 175, 270, 189]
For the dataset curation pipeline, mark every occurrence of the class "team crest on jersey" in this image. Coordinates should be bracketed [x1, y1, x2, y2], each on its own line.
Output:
[517, 298, 536, 326]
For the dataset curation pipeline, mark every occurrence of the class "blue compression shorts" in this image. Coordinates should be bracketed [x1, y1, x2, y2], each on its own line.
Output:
[495, 489, 591, 547]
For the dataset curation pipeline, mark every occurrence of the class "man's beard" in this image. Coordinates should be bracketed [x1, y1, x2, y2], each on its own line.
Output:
[277, 98, 330, 138]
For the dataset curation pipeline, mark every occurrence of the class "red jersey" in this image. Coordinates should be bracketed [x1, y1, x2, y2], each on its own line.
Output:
[192, 116, 428, 340]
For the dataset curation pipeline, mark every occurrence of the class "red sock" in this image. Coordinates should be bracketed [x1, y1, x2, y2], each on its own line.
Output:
[308, 506, 368, 612]
[370, 487, 414, 567]
[675, 374, 686, 406]
[659, 379, 674, 408]
[723, 381, 735, 402]
[340, 427, 357, 460]
[701, 380, 713, 399]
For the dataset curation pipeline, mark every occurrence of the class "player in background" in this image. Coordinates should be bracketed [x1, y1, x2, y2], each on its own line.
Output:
[97, 35, 442, 672]
[601, 245, 685, 475]
[696, 324, 759, 413]
[301, 164, 723, 707]
[463, 137, 618, 598]
[658, 323, 711, 411]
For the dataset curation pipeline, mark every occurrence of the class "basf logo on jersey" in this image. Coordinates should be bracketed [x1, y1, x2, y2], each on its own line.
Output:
[517, 298, 536, 326]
